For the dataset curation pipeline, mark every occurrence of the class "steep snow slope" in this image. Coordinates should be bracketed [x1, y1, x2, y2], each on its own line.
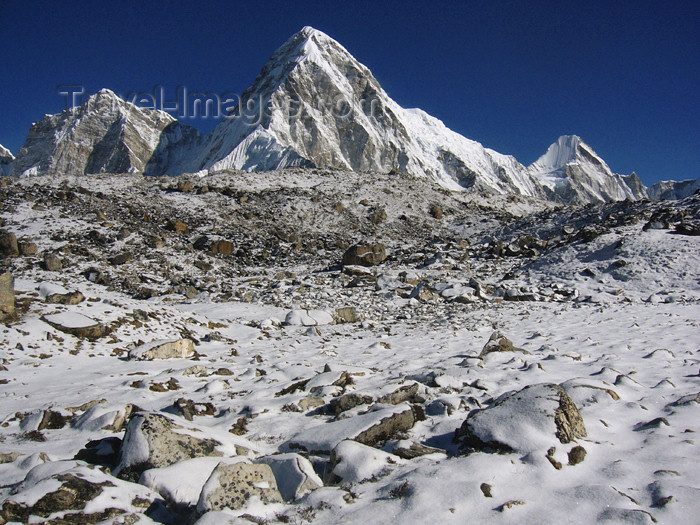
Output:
[12, 89, 201, 177]
[648, 178, 700, 200]
[185, 27, 545, 197]
[529, 135, 647, 204]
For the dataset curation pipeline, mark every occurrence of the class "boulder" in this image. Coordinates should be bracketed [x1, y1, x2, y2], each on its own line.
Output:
[114, 412, 223, 482]
[342, 243, 387, 267]
[210, 240, 234, 255]
[0, 272, 15, 321]
[257, 453, 322, 501]
[455, 383, 587, 454]
[18, 241, 38, 256]
[0, 230, 18, 258]
[42, 312, 109, 340]
[377, 383, 421, 405]
[43, 252, 63, 271]
[392, 440, 445, 459]
[331, 440, 400, 484]
[479, 331, 529, 358]
[0, 461, 158, 524]
[284, 309, 334, 326]
[334, 306, 361, 324]
[287, 404, 417, 453]
[196, 462, 283, 513]
[329, 393, 374, 415]
[46, 290, 85, 305]
[129, 338, 195, 360]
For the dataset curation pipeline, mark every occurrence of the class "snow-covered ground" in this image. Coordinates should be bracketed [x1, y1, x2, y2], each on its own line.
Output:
[0, 172, 698, 524]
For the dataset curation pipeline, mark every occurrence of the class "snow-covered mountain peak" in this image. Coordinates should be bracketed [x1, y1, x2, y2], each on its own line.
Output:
[0, 143, 14, 161]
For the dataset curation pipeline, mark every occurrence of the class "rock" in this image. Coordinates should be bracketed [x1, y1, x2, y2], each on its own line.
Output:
[46, 290, 85, 305]
[479, 331, 529, 358]
[429, 203, 443, 219]
[114, 412, 224, 482]
[43, 252, 63, 271]
[287, 404, 416, 453]
[634, 417, 670, 431]
[342, 243, 387, 267]
[18, 241, 38, 256]
[0, 272, 15, 320]
[568, 445, 587, 465]
[330, 439, 400, 484]
[196, 462, 283, 513]
[480, 483, 493, 498]
[297, 397, 325, 411]
[455, 383, 587, 454]
[257, 453, 323, 502]
[335, 306, 361, 324]
[129, 338, 195, 360]
[174, 398, 216, 421]
[0, 461, 158, 524]
[71, 403, 138, 433]
[108, 252, 131, 265]
[284, 309, 334, 326]
[0, 230, 19, 258]
[210, 240, 234, 255]
[329, 393, 374, 415]
[74, 437, 122, 467]
[38, 410, 70, 431]
[42, 312, 109, 340]
[167, 219, 189, 234]
[392, 441, 445, 459]
[377, 383, 420, 405]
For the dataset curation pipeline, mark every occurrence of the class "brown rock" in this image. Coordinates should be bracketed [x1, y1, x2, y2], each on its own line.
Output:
[342, 243, 387, 267]
[210, 239, 234, 255]
[0, 272, 15, 320]
[18, 242, 38, 256]
[0, 231, 18, 258]
[568, 445, 587, 465]
[479, 331, 530, 358]
[43, 252, 63, 271]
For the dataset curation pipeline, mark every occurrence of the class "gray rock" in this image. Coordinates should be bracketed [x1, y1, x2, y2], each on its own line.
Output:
[377, 383, 420, 405]
[196, 462, 283, 513]
[42, 312, 109, 340]
[329, 393, 374, 415]
[0, 272, 15, 321]
[455, 383, 587, 454]
[257, 453, 323, 501]
[43, 252, 63, 271]
[334, 306, 361, 323]
[115, 412, 223, 482]
[18, 242, 38, 256]
[128, 338, 195, 360]
[46, 291, 85, 305]
[392, 441, 445, 459]
[342, 243, 387, 267]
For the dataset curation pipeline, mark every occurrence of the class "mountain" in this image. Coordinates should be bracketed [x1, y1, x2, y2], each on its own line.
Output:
[528, 135, 647, 204]
[12, 89, 201, 177]
[0, 144, 13, 176]
[180, 26, 545, 197]
[648, 178, 700, 200]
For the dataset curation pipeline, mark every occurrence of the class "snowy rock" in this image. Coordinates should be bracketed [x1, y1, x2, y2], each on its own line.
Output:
[0, 461, 159, 524]
[114, 412, 224, 482]
[128, 338, 195, 360]
[287, 403, 416, 453]
[478, 331, 529, 358]
[392, 440, 446, 459]
[0, 272, 15, 320]
[330, 439, 400, 483]
[42, 311, 109, 340]
[342, 243, 387, 267]
[257, 453, 323, 501]
[329, 392, 374, 415]
[334, 306, 362, 323]
[284, 309, 334, 326]
[71, 403, 138, 432]
[377, 383, 421, 405]
[455, 383, 587, 454]
[45, 290, 85, 305]
[196, 462, 283, 513]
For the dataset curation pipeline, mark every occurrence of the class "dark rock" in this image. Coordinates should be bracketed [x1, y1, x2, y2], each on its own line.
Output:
[174, 398, 216, 421]
[329, 393, 374, 415]
[567, 445, 587, 465]
[43, 252, 63, 271]
[393, 441, 445, 459]
[108, 252, 131, 266]
[18, 241, 38, 256]
[342, 243, 387, 267]
[377, 383, 420, 405]
[0, 231, 18, 258]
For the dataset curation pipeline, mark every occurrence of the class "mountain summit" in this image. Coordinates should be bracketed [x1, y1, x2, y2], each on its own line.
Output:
[528, 135, 647, 203]
[183, 26, 545, 197]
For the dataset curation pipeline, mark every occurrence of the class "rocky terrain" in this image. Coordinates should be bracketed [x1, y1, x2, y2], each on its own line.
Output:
[0, 168, 698, 524]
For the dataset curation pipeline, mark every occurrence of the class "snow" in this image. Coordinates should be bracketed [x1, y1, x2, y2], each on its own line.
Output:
[42, 311, 100, 328]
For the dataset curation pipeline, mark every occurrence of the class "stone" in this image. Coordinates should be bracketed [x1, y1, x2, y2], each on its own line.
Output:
[210, 240, 234, 255]
[18, 241, 38, 256]
[377, 383, 420, 405]
[568, 445, 587, 465]
[342, 243, 387, 267]
[297, 397, 325, 411]
[167, 219, 189, 234]
[429, 204, 443, 219]
[329, 393, 374, 415]
[174, 398, 216, 421]
[257, 453, 323, 502]
[115, 412, 224, 482]
[0, 272, 15, 321]
[108, 252, 131, 265]
[128, 338, 195, 360]
[284, 309, 334, 326]
[479, 331, 529, 358]
[42, 312, 109, 340]
[43, 252, 63, 271]
[455, 383, 587, 454]
[0, 230, 19, 258]
[335, 306, 361, 323]
[392, 441, 445, 459]
[196, 462, 283, 513]
[46, 290, 85, 305]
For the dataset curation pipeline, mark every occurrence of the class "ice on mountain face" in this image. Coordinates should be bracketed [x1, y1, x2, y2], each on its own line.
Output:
[11, 89, 201, 177]
[181, 27, 546, 197]
[528, 135, 648, 204]
[0, 144, 13, 176]
[648, 178, 700, 200]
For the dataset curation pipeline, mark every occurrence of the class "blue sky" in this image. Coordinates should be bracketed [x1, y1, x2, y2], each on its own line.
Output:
[1, 0, 697, 184]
